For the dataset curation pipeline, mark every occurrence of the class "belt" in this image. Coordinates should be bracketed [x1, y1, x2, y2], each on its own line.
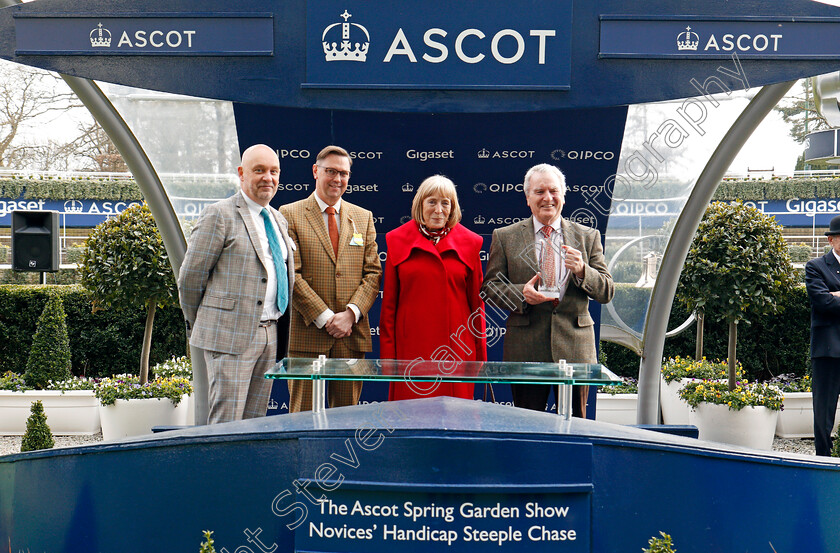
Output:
[259, 319, 278, 327]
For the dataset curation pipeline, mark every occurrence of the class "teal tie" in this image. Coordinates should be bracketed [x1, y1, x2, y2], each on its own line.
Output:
[260, 208, 288, 314]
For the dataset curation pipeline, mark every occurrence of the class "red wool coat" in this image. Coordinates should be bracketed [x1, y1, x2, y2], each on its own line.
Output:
[380, 221, 487, 400]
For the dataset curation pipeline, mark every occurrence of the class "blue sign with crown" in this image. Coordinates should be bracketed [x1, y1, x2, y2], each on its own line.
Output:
[15, 14, 274, 55]
[600, 16, 840, 59]
[305, 0, 573, 90]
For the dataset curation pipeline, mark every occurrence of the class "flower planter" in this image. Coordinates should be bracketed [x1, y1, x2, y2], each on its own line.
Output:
[660, 377, 694, 425]
[775, 392, 840, 438]
[99, 397, 189, 441]
[0, 390, 100, 435]
[595, 393, 638, 425]
[692, 402, 779, 450]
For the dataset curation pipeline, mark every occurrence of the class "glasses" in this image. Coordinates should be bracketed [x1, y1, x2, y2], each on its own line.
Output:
[317, 165, 351, 179]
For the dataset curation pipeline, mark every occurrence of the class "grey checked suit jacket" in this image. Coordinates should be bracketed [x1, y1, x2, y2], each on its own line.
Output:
[481, 217, 614, 364]
[178, 190, 296, 356]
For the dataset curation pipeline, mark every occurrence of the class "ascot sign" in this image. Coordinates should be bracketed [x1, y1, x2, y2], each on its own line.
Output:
[14, 15, 273, 55]
[305, 0, 573, 90]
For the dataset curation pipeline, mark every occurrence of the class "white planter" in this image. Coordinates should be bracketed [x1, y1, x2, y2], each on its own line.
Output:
[99, 397, 189, 441]
[0, 390, 100, 435]
[595, 393, 638, 425]
[693, 402, 779, 450]
[660, 377, 694, 425]
[775, 392, 840, 438]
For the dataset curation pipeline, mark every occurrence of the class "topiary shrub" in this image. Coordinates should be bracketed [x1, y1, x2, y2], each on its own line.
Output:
[24, 295, 71, 389]
[677, 202, 796, 389]
[20, 400, 55, 452]
[80, 203, 178, 384]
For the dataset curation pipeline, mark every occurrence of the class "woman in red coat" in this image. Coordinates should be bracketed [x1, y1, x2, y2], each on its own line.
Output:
[380, 175, 487, 400]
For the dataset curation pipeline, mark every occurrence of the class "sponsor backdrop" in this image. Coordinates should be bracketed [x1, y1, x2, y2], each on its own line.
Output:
[232, 105, 627, 413]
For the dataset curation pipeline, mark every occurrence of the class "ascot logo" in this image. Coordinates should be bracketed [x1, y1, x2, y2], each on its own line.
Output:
[473, 215, 486, 224]
[90, 22, 112, 47]
[676, 26, 699, 51]
[63, 199, 84, 213]
[402, 183, 414, 192]
[323, 10, 370, 62]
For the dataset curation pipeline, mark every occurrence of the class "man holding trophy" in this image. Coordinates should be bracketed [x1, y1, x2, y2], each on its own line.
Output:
[482, 163, 614, 417]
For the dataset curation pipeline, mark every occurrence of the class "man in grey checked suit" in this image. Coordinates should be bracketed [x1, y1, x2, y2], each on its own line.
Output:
[482, 163, 613, 417]
[178, 144, 295, 423]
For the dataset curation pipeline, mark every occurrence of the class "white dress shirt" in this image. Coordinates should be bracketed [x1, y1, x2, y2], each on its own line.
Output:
[242, 192, 287, 321]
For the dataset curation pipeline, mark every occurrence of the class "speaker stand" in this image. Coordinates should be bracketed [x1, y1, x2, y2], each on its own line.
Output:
[39, 272, 46, 285]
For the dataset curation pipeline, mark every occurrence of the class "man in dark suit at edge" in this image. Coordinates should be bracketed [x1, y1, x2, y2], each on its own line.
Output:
[805, 214, 840, 456]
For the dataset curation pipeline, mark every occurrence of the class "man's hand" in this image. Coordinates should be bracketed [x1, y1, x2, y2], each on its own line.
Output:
[325, 309, 354, 338]
[523, 274, 555, 305]
[563, 245, 586, 279]
[831, 291, 840, 297]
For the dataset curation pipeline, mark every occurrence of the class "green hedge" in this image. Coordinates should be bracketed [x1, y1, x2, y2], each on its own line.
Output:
[0, 285, 186, 378]
[714, 177, 840, 201]
[600, 285, 810, 382]
[0, 176, 235, 201]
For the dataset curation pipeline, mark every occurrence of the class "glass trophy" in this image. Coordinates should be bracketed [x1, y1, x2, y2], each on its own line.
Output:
[537, 233, 567, 298]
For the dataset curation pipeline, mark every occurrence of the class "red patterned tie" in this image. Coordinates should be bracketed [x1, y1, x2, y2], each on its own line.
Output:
[540, 225, 556, 288]
[326, 206, 339, 256]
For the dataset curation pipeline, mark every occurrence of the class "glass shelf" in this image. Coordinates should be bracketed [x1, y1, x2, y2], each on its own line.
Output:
[266, 358, 620, 386]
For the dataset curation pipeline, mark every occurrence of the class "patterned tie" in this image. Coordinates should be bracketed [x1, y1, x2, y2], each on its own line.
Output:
[260, 208, 288, 314]
[325, 206, 339, 256]
[540, 225, 556, 288]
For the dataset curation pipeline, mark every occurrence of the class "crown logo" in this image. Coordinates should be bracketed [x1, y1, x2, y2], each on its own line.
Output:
[676, 26, 699, 51]
[322, 10, 370, 62]
[63, 199, 84, 213]
[477, 148, 490, 159]
[402, 182, 414, 193]
[267, 398, 278, 410]
[473, 215, 486, 224]
[90, 22, 112, 48]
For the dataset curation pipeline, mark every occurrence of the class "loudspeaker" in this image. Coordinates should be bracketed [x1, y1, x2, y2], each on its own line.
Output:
[11, 210, 60, 272]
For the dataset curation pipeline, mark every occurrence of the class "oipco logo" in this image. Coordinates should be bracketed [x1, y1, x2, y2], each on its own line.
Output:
[278, 149, 311, 159]
[473, 182, 524, 193]
[551, 149, 615, 161]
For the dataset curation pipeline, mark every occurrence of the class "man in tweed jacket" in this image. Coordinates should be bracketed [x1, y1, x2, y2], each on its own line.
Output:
[482, 163, 614, 417]
[280, 145, 381, 412]
[178, 145, 295, 423]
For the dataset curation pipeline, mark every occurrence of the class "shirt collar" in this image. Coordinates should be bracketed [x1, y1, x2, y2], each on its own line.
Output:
[241, 189, 270, 219]
[532, 216, 562, 236]
[833, 248, 840, 266]
[314, 193, 342, 214]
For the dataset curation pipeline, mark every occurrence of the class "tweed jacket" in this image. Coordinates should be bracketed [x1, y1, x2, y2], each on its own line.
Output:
[178, 189, 296, 356]
[280, 193, 381, 354]
[481, 217, 614, 364]
[805, 252, 840, 358]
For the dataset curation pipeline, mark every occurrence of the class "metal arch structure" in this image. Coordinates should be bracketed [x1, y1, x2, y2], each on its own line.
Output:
[634, 81, 796, 424]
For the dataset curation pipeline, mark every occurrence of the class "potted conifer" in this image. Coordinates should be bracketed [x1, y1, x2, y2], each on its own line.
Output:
[0, 295, 100, 435]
